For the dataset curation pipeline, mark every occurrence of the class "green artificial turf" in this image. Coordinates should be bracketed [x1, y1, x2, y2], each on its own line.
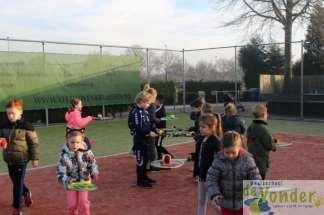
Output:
[0, 113, 323, 173]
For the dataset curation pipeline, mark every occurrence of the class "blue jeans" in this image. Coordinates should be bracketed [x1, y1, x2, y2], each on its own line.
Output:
[8, 164, 29, 209]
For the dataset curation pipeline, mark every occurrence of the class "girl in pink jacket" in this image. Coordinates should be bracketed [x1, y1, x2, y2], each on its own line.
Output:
[65, 98, 94, 148]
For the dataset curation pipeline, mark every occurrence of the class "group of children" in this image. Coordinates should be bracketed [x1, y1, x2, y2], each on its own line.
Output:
[189, 97, 276, 215]
[0, 90, 276, 215]
[0, 98, 99, 215]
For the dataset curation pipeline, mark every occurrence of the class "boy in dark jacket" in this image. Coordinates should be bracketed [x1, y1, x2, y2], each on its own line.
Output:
[207, 131, 261, 215]
[0, 99, 39, 215]
[247, 104, 276, 180]
[129, 92, 157, 188]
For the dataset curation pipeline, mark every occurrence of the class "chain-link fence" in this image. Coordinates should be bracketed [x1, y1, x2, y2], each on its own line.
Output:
[0, 37, 323, 124]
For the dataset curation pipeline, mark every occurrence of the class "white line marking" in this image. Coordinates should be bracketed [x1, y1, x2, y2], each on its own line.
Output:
[0, 141, 194, 176]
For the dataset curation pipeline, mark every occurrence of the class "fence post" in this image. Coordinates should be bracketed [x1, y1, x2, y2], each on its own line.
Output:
[146, 48, 150, 83]
[6, 36, 10, 52]
[216, 91, 218, 103]
[41, 41, 49, 126]
[45, 108, 49, 127]
[300, 41, 304, 120]
[99, 45, 105, 118]
[182, 49, 186, 112]
[234, 46, 238, 102]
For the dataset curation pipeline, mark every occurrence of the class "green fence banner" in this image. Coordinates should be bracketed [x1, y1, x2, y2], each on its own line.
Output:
[0, 51, 141, 110]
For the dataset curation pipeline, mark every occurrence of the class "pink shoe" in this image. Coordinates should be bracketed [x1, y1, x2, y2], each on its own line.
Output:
[12, 208, 23, 215]
[69, 208, 78, 215]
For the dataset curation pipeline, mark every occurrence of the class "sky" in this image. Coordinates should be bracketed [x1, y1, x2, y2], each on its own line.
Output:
[0, 0, 308, 58]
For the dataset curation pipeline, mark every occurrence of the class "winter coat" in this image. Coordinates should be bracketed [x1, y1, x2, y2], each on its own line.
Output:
[0, 118, 39, 165]
[247, 120, 276, 175]
[222, 115, 246, 134]
[207, 149, 261, 211]
[56, 143, 98, 188]
[197, 135, 221, 181]
[65, 109, 93, 129]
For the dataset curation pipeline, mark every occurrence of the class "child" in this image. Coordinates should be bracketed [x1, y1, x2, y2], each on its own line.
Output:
[197, 114, 222, 215]
[222, 103, 245, 135]
[189, 97, 204, 178]
[56, 130, 99, 215]
[129, 91, 157, 188]
[0, 99, 39, 215]
[202, 102, 215, 114]
[65, 98, 94, 148]
[143, 84, 159, 171]
[154, 94, 173, 159]
[207, 131, 261, 215]
[247, 104, 276, 180]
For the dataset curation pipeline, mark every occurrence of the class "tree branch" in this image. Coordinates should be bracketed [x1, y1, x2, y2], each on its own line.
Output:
[242, 0, 283, 23]
[292, 0, 312, 21]
[270, 0, 286, 23]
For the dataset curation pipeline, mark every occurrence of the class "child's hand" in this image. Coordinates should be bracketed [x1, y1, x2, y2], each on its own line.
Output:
[149, 131, 158, 137]
[211, 195, 223, 207]
[31, 160, 39, 168]
[0, 138, 8, 150]
[91, 173, 99, 181]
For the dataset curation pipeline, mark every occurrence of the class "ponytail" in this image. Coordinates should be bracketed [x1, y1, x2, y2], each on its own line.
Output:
[68, 98, 81, 113]
[200, 113, 223, 139]
[214, 113, 223, 139]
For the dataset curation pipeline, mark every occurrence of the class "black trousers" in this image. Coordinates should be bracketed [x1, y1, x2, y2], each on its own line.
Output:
[134, 144, 148, 184]
[193, 141, 201, 178]
[155, 136, 173, 160]
[8, 164, 29, 209]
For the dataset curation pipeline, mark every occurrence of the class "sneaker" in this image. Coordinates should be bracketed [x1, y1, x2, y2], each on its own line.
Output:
[146, 177, 156, 184]
[137, 181, 153, 189]
[12, 208, 23, 215]
[150, 166, 161, 172]
[24, 191, 33, 207]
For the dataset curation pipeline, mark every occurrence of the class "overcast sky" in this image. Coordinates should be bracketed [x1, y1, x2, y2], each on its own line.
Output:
[0, 0, 308, 51]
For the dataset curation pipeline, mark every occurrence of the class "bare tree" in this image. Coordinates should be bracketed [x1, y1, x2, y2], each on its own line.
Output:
[215, 0, 320, 78]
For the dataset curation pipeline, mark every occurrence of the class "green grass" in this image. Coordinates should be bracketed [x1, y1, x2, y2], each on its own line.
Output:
[0, 113, 323, 173]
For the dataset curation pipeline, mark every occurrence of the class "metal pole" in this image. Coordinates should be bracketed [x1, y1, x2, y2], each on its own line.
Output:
[146, 48, 149, 83]
[41, 41, 49, 126]
[99, 45, 103, 56]
[216, 91, 218, 103]
[6, 36, 9, 52]
[99, 45, 105, 117]
[45, 108, 49, 127]
[234, 46, 238, 102]
[300, 41, 304, 119]
[182, 49, 186, 112]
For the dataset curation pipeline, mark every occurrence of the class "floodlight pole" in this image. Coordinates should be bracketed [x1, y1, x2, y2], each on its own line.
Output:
[146, 48, 150, 83]
[300, 41, 304, 120]
[234, 46, 238, 102]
